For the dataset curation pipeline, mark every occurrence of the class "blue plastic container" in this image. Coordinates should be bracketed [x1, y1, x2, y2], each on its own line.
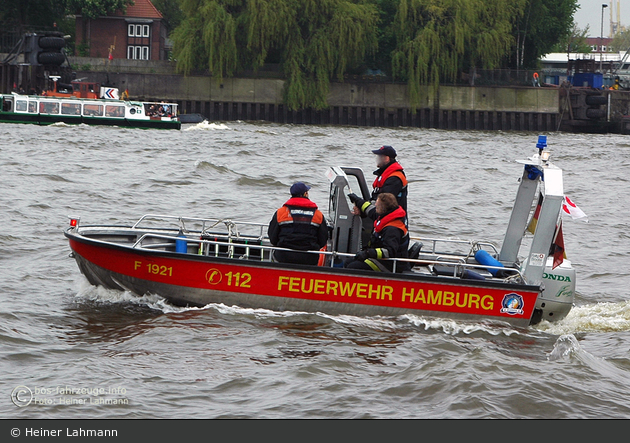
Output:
[176, 231, 187, 253]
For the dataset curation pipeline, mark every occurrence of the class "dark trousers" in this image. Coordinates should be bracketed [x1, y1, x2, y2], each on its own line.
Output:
[345, 258, 409, 273]
[344, 259, 374, 270]
[273, 249, 319, 265]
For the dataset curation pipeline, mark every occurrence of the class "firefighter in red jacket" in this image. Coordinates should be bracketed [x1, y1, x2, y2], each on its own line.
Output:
[345, 192, 410, 272]
[268, 182, 328, 265]
[369, 145, 408, 213]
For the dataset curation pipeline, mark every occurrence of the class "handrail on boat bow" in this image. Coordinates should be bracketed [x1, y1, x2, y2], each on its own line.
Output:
[130, 214, 268, 240]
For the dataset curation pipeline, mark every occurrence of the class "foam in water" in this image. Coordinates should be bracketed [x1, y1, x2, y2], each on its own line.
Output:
[535, 300, 630, 335]
[318, 313, 400, 331]
[546, 333, 630, 380]
[547, 334, 581, 361]
[184, 120, 230, 131]
[73, 277, 309, 316]
[74, 278, 630, 337]
[399, 314, 522, 336]
[74, 278, 163, 307]
[73, 277, 195, 313]
[73, 276, 531, 335]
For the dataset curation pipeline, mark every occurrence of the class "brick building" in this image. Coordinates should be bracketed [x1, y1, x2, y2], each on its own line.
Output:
[75, 0, 168, 61]
[585, 37, 613, 53]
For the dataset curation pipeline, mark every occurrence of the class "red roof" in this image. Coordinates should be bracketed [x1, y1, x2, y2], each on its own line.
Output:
[114, 0, 163, 19]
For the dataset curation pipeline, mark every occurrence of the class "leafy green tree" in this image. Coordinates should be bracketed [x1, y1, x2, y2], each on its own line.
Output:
[0, 0, 66, 32]
[66, 0, 133, 53]
[151, 0, 184, 31]
[65, 0, 132, 19]
[390, 0, 524, 106]
[513, 0, 578, 69]
[364, 0, 398, 76]
[172, 0, 378, 110]
[609, 29, 630, 53]
[551, 23, 591, 54]
[171, 0, 240, 79]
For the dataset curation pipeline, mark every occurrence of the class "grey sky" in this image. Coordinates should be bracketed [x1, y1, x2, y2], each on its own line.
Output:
[574, 0, 627, 37]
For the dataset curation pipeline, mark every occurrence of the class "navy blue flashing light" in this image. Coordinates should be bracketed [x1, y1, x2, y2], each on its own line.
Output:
[524, 135, 547, 181]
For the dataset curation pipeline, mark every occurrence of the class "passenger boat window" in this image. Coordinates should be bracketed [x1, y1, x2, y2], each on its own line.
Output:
[83, 104, 103, 117]
[15, 100, 27, 112]
[28, 102, 37, 113]
[61, 103, 82, 115]
[40, 102, 60, 114]
[105, 105, 125, 118]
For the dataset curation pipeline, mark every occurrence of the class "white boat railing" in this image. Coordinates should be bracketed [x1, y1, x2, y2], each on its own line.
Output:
[125, 230, 524, 281]
[131, 214, 269, 240]
[73, 214, 524, 280]
[409, 235, 499, 257]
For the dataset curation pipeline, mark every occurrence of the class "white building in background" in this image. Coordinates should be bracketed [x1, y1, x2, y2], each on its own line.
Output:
[540, 52, 629, 74]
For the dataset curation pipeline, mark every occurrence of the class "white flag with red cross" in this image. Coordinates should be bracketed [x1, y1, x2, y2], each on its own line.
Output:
[562, 196, 588, 222]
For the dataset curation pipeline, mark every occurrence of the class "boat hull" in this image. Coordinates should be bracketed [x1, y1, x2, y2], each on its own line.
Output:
[67, 233, 541, 327]
[0, 112, 180, 130]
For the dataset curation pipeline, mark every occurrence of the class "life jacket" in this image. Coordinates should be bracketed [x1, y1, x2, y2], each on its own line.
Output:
[276, 197, 324, 226]
[374, 206, 408, 235]
[274, 197, 325, 251]
[372, 162, 408, 192]
[365, 206, 410, 272]
[372, 162, 408, 212]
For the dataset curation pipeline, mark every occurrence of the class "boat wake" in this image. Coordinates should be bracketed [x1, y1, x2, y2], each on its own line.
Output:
[184, 120, 230, 131]
[547, 334, 630, 380]
[72, 278, 523, 336]
[535, 300, 630, 335]
[73, 279, 172, 311]
[73, 279, 630, 338]
[399, 314, 522, 336]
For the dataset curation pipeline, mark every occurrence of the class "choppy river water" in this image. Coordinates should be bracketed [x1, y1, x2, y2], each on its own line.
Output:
[1, 120, 630, 419]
